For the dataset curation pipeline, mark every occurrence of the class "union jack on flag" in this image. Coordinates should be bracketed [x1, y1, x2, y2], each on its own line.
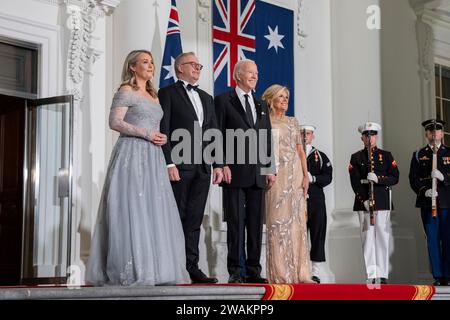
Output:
[213, 0, 295, 115]
[159, 0, 183, 89]
[213, 0, 256, 89]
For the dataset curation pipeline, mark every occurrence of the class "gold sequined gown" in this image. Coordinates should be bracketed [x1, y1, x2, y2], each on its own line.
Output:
[266, 116, 311, 284]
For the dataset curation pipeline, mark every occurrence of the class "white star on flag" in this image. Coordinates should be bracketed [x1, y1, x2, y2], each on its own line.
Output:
[264, 25, 285, 53]
[162, 56, 177, 81]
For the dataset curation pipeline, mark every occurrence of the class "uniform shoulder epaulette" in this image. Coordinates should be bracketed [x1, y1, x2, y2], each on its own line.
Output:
[415, 145, 433, 161]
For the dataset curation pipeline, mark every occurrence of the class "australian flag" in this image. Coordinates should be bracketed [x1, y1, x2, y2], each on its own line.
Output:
[159, 0, 183, 89]
[213, 0, 295, 115]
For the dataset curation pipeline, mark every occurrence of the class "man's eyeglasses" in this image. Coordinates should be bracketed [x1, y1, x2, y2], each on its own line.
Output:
[181, 62, 204, 70]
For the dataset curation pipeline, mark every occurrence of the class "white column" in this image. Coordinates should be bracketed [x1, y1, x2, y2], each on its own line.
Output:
[62, 0, 120, 283]
[328, 0, 383, 283]
[376, 0, 436, 284]
[296, 0, 335, 283]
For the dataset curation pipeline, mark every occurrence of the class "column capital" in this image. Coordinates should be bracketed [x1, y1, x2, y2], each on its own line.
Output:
[37, 0, 122, 15]
[409, 0, 439, 16]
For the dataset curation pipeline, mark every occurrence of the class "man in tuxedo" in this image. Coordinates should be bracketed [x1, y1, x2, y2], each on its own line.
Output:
[214, 59, 276, 284]
[159, 52, 223, 284]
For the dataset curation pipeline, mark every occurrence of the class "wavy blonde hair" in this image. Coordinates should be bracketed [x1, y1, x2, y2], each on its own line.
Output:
[120, 50, 157, 98]
[262, 84, 289, 111]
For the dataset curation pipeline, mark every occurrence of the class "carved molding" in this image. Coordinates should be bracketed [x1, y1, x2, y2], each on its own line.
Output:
[197, 0, 210, 8]
[35, 0, 121, 15]
[410, 0, 437, 121]
[416, 19, 434, 82]
[297, 0, 307, 48]
[64, 1, 106, 101]
[197, 0, 210, 22]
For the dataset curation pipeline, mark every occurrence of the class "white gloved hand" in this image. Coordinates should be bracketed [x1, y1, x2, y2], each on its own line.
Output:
[363, 200, 370, 212]
[308, 172, 314, 183]
[431, 169, 444, 182]
[367, 172, 378, 184]
[425, 189, 438, 198]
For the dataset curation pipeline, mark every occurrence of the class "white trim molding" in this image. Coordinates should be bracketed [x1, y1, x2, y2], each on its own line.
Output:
[297, 0, 308, 48]
[36, 0, 122, 15]
[410, 0, 450, 120]
[410, 0, 437, 121]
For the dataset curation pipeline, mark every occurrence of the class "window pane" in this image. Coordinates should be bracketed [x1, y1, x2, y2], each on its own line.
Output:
[443, 67, 450, 99]
[443, 100, 450, 134]
[437, 98, 442, 119]
[436, 75, 441, 97]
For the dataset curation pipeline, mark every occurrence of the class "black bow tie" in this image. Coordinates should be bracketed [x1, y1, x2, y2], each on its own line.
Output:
[186, 83, 199, 91]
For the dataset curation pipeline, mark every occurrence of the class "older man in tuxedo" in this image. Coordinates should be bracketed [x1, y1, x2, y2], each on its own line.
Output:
[214, 59, 276, 284]
[159, 52, 223, 284]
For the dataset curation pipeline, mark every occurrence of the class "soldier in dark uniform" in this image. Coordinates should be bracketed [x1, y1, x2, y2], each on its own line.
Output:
[408, 119, 450, 286]
[301, 125, 333, 284]
[348, 122, 399, 285]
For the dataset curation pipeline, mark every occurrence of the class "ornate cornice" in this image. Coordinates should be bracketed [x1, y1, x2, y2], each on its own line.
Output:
[64, 1, 105, 100]
[198, 0, 211, 23]
[35, 0, 121, 15]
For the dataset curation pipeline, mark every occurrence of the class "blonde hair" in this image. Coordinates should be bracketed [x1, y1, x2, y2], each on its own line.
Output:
[120, 50, 157, 98]
[262, 84, 289, 110]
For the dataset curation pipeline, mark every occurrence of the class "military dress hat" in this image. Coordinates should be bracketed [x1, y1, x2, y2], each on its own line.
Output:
[421, 119, 446, 131]
[358, 122, 381, 135]
[300, 124, 316, 132]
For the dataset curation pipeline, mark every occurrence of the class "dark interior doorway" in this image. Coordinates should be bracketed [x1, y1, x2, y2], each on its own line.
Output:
[0, 94, 25, 285]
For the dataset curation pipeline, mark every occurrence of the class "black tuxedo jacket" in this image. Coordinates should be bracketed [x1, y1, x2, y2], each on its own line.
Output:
[159, 81, 222, 173]
[214, 89, 274, 189]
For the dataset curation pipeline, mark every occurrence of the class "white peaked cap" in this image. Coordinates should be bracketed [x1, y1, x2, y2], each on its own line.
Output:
[300, 124, 316, 132]
[358, 122, 381, 134]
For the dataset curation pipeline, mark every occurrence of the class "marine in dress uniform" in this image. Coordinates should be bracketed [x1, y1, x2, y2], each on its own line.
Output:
[408, 119, 450, 286]
[348, 122, 399, 284]
[301, 125, 333, 284]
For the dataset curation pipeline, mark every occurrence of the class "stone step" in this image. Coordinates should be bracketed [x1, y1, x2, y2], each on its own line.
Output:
[1, 284, 449, 300]
[433, 287, 450, 300]
[0, 285, 266, 300]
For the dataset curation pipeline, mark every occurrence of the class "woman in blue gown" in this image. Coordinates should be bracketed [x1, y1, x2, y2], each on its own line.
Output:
[86, 50, 189, 286]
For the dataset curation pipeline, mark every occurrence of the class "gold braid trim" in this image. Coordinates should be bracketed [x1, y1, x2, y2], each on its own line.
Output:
[413, 285, 434, 300]
[268, 284, 294, 300]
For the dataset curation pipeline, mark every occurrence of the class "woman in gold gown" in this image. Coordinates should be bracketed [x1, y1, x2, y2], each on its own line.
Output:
[262, 84, 314, 284]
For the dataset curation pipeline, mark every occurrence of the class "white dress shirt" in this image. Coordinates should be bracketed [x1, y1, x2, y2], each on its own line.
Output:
[180, 80, 204, 127]
[167, 80, 204, 169]
[235, 86, 256, 124]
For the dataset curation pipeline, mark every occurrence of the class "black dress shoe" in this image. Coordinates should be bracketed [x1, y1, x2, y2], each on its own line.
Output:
[380, 278, 388, 284]
[228, 274, 244, 283]
[245, 275, 268, 284]
[433, 278, 449, 286]
[311, 276, 321, 284]
[190, 271, 218, 284]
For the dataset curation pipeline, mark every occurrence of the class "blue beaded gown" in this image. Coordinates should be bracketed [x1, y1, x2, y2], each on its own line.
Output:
[85, 90, 189, 286]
